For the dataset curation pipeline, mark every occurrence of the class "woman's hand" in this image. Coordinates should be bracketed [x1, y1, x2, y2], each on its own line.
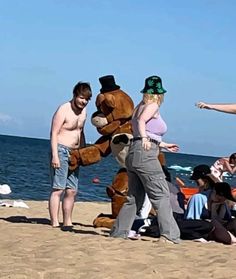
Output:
[196, 102, 212, 110]
[159, 142, 179, 152]
[141, 137, 152, 151]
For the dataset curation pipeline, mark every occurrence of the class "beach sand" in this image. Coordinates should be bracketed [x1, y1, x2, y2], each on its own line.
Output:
[0, 201, 236, 279]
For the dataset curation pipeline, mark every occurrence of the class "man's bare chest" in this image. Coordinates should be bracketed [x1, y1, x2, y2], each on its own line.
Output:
[63, 115, 84, 131]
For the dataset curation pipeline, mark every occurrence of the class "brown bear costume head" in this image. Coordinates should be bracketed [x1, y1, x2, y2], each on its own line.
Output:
[91, 75, 134, 137]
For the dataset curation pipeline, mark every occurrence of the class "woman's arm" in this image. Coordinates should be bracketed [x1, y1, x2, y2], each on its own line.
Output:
[196, 102, 236, 114]
[159, 141, 179, 152]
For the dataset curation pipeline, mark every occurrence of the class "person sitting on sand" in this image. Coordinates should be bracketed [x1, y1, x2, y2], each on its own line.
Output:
[189, 164, 236, 214]
[185, 181, 236, 241]
[210, 153, 236, 182]
[190, 164, 218, 192]
[130, 167, 236, 244]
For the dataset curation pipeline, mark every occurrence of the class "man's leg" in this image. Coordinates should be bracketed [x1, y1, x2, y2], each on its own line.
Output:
[62, 188, 77, 226]
[49, 189, 64, 227]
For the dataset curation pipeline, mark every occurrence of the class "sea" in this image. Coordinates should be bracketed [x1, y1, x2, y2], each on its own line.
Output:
[1, 134, 236, 202]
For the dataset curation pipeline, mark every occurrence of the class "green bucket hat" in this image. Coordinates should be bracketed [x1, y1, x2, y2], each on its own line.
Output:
[140, 75, 167, 94]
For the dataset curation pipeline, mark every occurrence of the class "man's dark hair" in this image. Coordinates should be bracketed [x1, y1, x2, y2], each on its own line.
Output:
[73, 82, 92, 99]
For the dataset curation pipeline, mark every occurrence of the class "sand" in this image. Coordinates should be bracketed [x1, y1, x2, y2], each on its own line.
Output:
[0, 201, 236, 279]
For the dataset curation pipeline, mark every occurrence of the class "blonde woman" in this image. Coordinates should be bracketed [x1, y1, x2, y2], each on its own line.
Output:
[110, 76, 180, 243]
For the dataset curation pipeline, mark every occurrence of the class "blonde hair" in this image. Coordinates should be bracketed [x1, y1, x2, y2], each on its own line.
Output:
[142, 93, 164, 106]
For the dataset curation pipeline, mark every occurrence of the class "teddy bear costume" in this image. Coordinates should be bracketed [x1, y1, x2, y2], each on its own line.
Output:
[69, 75, 165, 228]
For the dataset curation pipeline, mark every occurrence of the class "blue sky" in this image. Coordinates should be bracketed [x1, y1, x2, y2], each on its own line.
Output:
[1, 0, 236, 157]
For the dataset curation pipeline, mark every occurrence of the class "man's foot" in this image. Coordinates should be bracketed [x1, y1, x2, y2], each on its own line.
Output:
[61, 225, 74, 232]
[51, 222, 60, 228]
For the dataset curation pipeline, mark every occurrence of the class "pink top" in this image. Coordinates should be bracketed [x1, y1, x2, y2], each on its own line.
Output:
[131, 113, 167, 142]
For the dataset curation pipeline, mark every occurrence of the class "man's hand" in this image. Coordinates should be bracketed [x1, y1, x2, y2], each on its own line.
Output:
[51, 156, 60, 169]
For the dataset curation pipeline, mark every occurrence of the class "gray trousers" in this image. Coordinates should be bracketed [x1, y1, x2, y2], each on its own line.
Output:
[110, 140, 180, 243]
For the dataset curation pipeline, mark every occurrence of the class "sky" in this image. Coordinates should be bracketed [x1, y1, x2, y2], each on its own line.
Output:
[1, 0, 236, 157]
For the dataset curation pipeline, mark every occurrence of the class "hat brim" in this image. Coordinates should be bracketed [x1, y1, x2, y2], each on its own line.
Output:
[190, 173, 200, 180]
[141, 88, 167, 94]
[100, 85, 120, 93]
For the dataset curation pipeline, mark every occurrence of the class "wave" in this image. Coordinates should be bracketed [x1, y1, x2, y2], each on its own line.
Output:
[168, 165, 192, 172]
[168, 166, 234, 179]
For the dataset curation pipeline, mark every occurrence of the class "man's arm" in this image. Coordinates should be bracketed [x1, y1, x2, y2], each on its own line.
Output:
[79, 109, 87, 148]
[50, 105, 66, 168]
[196, 102, 236, 114]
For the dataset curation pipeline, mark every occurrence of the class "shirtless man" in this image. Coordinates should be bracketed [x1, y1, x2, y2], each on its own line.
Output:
[49, 82, 92, 228]
[196, 102, 236, 114]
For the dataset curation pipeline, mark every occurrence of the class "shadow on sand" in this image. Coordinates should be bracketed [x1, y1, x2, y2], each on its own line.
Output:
[0, 215, 101, 235]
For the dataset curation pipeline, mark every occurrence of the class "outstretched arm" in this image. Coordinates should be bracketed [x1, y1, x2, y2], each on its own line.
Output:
[159, 141, 179, 152]
[196, 102, 236, 114]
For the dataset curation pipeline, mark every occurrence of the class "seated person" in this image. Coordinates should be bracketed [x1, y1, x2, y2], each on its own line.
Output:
[130, 167, 235, 244]
[190, 164, 218, 192]
[185, 182, 233, 221]
[185, 181, 236, 242]
[211, 153, 236, 182]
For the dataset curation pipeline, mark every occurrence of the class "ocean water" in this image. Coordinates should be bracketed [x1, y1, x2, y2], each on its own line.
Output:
[0, 134, 236, 202]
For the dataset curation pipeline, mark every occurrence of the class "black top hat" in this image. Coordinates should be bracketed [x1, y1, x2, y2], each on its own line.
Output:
[190, 164, 211, 180]
[214, 182, 236, 202]
[99, 75, 120, 93]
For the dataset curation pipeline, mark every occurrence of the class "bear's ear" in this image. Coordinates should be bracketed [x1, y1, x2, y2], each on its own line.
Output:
[104, 93, 116, 108]
[96, 94, 105, 108]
